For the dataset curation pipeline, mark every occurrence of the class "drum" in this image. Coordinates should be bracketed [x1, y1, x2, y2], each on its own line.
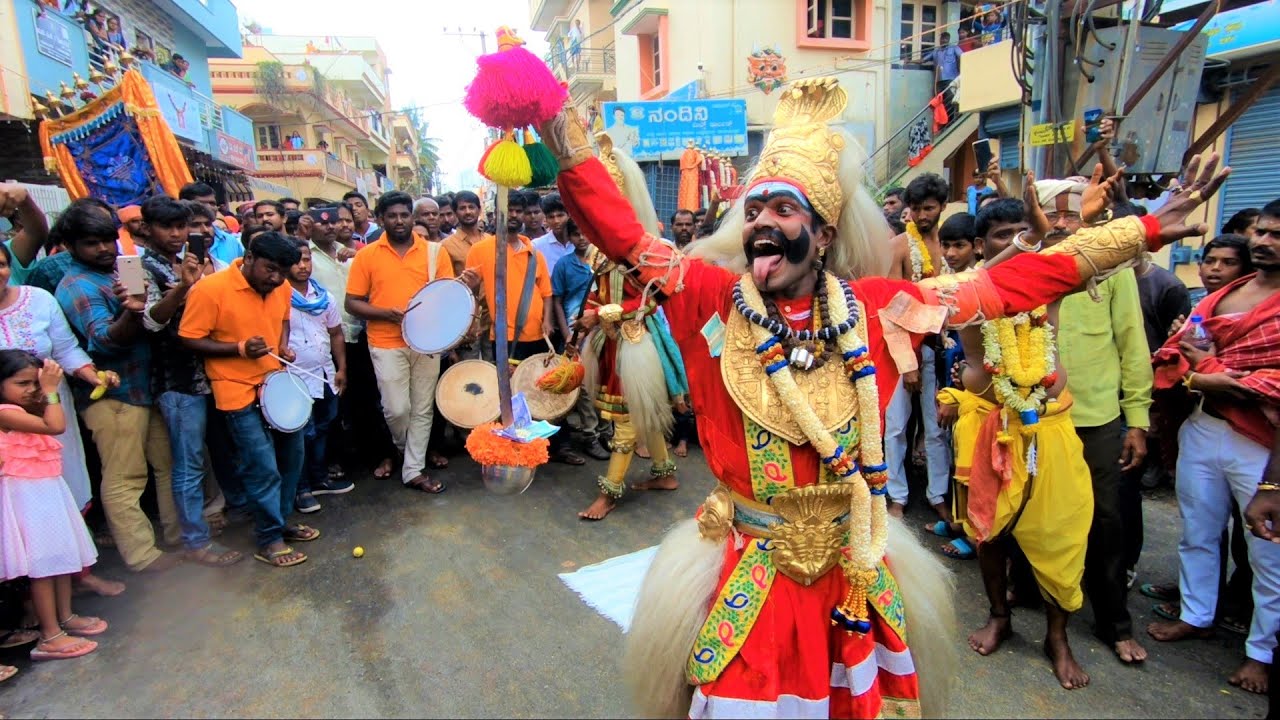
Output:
[402, 279, 477, 356]
[435, 359, 501, 429]
[511, 352, 581, 421]
[258, 371, 312, 433]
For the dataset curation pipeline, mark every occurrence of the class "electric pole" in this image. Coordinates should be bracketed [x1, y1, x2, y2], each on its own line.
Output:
[442, 26, 488, 56]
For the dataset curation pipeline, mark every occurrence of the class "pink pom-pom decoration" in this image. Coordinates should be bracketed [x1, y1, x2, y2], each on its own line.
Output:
[464, 45, 567, 129]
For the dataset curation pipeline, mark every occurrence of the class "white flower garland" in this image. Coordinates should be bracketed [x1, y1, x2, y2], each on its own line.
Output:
[737, 275, 888, 580]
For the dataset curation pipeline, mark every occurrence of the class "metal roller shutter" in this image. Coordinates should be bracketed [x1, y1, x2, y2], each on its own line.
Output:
[1219, 84, 1280, 228]
[981, 107, 1022, 170]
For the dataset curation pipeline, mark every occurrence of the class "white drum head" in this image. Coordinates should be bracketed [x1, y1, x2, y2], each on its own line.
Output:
[403, 280, 475, 355]
[259, 371, 311, 433]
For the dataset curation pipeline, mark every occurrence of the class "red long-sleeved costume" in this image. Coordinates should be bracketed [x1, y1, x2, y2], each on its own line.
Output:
[558, 156, 1160, 718]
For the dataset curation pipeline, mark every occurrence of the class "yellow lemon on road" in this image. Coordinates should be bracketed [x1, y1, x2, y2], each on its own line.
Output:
[352, 546, 364, 558]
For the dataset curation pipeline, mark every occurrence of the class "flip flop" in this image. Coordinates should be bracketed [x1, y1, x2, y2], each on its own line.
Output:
[1152, 602, 1181, 622]
[407, 475, 446, 494]
[0, 664, 15, 683]
[938, 537, 976, 560]
[924, 520, 956, 538]
[0, 629, 37, 649]
[1218, 615, 1250, 635]
[253, 546, 307, 567]
[58, 614, 107, 637]
[1140, 582, 1179, 602]
[283, 524, 321, 543]
[29, 632, 96, 661]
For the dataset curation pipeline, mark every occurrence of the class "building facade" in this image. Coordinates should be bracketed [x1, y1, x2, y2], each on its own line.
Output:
[0, 0, 257, 201]
[211, 34, 401, 206]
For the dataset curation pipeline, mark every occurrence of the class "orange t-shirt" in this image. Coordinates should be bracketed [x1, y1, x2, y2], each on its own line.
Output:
[178, 260, 292, 411]
[465, 235, 551, 343]
[346, 233, 455, 349]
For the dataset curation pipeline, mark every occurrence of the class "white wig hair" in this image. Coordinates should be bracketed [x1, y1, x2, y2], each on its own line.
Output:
[689, 127, 893, 279]
[608, 146, 662, 238]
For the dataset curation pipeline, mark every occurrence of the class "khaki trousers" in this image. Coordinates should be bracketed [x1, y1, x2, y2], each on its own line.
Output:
[80, 399, 178, 570]
[369, 345, 441, 484]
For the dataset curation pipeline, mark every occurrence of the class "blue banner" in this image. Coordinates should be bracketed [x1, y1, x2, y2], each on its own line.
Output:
[1174, 0, 1280, 59]
[602, 99, 748, 161]
[60, 104, 163, 208]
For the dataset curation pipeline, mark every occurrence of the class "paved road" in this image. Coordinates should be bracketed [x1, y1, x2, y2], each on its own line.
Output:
[0, 448, 1268, 718]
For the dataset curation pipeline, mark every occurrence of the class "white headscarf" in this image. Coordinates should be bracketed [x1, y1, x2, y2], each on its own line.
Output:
[1034, 177, 1088, 213]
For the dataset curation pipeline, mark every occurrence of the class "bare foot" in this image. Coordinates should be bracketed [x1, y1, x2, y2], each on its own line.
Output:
[674, 440, 688, 458]
[1147, 619, 1213, 643]
[373, 458, 393, 479]
[1228, 658, 1270, 694]
[1114, 638, 1147, 664]
[578, 494, 617, 521]
[1044, 634, 1090, 689]
[631, 474, 678, 491]
[968, 614, 1012, 655]
[931, 501, 953, 525]
[888, 502, 905, 519]
[74, 572, 125, 597]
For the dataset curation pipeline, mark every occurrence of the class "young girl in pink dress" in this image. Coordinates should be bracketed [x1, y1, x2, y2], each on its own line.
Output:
[0, 349, 105, 663]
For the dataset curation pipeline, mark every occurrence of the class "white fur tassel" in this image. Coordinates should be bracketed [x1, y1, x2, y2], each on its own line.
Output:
[616, 329, 675, 440]
[622, 518, 725, 718]
[885, 513, 958, 718]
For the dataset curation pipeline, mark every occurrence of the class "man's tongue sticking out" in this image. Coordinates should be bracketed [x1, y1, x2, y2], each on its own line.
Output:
[753, 254, 783, 286]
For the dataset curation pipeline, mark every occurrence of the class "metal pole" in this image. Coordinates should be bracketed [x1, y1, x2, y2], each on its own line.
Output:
[493, 184, 513, 426]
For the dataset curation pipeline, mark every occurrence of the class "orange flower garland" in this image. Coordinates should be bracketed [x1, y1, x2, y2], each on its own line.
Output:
[465, 423, 550, 468]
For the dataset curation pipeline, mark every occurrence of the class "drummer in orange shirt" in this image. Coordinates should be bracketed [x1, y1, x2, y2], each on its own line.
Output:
[459, 198, 586, 466]
[345, 191, 455, 494]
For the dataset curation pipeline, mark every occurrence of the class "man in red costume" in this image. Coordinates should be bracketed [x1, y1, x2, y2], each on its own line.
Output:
[537, 77, 1228, 719]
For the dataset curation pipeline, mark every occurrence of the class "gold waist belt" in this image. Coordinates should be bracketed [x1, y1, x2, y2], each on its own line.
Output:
[701, 483, 855, 586]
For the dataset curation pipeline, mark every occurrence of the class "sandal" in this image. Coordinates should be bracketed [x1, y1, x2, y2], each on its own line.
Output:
[372, 459, 394, 479]
[30, 631, 96, 661]
[206, 512, 229, 534]
[1152, 602, 1181, 622]
[938, 538, 976, 560]
[407, 474, 446, 494]
[0, 628, 38, 648]
[0, 664, 15, 683]
[924, 520, 958, 538]
[426, 452, 449, 470]
[1140, 583, 1180, 602]
[283, 524, 321, 543]
[253, 546, 307, 568]
[185, 542, 245, 567]
[552, 449, 586, 466]
[59, 614, 108, 637]
[1218, 615, 1250, 635]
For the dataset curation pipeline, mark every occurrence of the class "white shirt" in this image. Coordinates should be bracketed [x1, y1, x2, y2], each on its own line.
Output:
[287, 283, 341, 399]
[532, 231, 575, 274]
[309, 242, 360, 343]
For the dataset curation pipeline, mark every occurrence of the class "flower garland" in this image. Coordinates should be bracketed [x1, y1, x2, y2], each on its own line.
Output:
[906, 221, 933, 282]
[736, 274, 887, 634]
[979, 307, 1057, 439]
[465, 423, 550, 468]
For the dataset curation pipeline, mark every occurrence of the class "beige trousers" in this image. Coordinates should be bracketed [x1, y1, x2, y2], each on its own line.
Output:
[369, 345, 441, 484]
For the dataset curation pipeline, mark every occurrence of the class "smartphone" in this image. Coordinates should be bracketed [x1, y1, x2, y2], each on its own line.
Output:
[973, 138, 994, 173]
[187, 232, 207, 263]
[1084, 107, 1105, 144]
[116, 254, 145, 296]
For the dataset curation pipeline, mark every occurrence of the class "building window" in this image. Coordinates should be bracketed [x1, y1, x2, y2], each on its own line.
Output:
[899, 0, 940, 63]
[650, 34, 662, 88]
[257, 124, 281, 150]
[807, 0, 855, 39]
[797, 0, 870, 50]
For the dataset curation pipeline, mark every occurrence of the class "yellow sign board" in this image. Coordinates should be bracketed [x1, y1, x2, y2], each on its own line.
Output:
[1029, 121, 1075, 147]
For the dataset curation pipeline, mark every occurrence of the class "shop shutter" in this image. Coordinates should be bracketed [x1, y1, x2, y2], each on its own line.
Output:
[1219, 84, 1280, 228]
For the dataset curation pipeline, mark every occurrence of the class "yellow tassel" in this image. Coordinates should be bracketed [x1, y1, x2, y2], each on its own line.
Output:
[481, 132, 532, 188]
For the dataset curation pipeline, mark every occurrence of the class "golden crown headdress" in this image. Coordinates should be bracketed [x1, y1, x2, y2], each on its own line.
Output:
[746, 77, 848, 225]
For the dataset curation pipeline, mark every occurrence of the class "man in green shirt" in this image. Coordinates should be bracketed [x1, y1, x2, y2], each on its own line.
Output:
[1038, 179, 1154, 667]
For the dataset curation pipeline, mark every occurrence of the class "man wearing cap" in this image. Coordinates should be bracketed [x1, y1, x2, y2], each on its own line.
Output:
[1039, 177, 1154, 667]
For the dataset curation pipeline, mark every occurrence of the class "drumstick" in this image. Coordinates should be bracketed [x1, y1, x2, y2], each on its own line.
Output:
[267, 351, 338, 393]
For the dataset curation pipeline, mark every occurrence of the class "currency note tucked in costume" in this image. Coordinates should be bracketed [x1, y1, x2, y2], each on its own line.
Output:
[538, 77, 1172, 719]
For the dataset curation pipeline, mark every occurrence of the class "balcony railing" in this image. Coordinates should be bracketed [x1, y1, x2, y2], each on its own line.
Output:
[254, 148, 371, 191]
[545, 47, 615, 85]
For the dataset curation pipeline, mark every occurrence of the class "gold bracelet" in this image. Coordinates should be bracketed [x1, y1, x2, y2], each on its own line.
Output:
[45, 392, 60, 405]
[1258, 483, 1280, 492]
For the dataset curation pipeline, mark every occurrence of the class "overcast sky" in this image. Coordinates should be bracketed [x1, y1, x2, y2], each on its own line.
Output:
[233, 0, 549, 191]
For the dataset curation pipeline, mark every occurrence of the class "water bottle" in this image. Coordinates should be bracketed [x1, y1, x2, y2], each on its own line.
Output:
[1186, 314, 1213, 350]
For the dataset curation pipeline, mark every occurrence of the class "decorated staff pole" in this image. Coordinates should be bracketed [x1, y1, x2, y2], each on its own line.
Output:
[493, 184, 513, 425]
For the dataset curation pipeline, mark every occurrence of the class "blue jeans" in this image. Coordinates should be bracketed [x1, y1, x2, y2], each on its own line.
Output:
[222, 404, 304, 548]
[300, 388, 339, 494]
[206, 397, 246, 513]
[157, 391, 212, 551]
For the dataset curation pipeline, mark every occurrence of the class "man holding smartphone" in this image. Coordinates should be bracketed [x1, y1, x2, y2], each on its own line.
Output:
[55, 199, 182, 573]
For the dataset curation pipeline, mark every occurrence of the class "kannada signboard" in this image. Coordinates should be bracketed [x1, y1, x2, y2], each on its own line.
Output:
[215, 131, 255, 170]
[1175, 0, 1280, 60]
[1029, 121, 1075, 147]
[602, 99, 748, 161]
[33, 8, 73, 67]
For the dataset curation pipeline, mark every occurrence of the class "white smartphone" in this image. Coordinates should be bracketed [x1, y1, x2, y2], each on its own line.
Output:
[116, 254, 145, 296]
